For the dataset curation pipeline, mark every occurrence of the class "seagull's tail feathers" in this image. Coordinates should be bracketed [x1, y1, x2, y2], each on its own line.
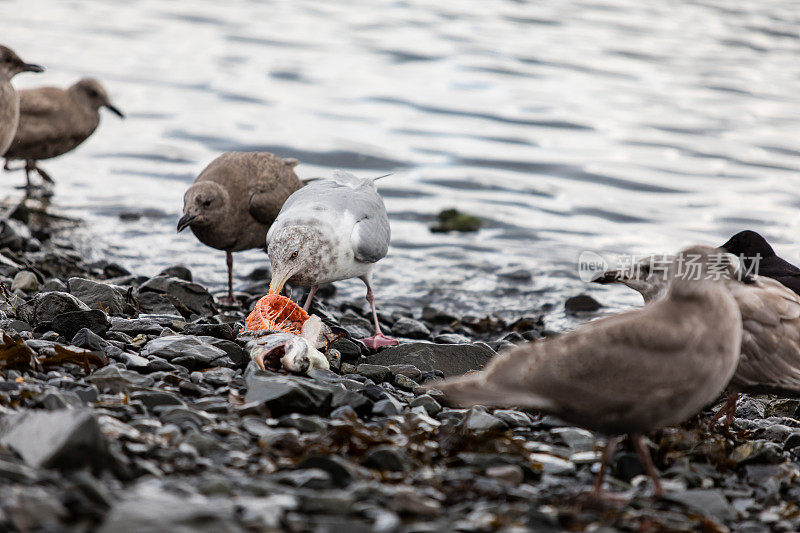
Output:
[331, 169, 394, 190]
[426, 371, 555, 411]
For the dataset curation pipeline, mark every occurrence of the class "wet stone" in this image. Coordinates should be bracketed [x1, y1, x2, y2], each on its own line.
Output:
[19, 291, 90, 327]
[362, 445, 410, 472]
[109, 317, 163, 336]
[357, 364, 391, 383]
[51, 309, 110, 339]
[551, 427, 596, 452]
[138, 275, 215, 316]
[391, 317, 431, 339]
[130, 390, 185, 410]
[730, 440, 783, 465]
[464, 407, 507, 432]
[88, 365, 155, 392]
[409, 394, 442, 416]
[564, 294, 601, 314]
[365, 342, 495, 378]
[331, 338, 362, 362]
[493, 409, 532, 428]
[373, 396, 403, 417]
[0, 409, 117, 471]
[245, 372, 333, 415]
[11, 270, 38, 293]
[67, 277, 132, 315]
[665, 489, 737, 522]
[433, 333, 472, 344]
[141, 335, 229, 368]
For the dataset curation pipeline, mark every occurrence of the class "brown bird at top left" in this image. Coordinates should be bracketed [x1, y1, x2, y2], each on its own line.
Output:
[178, 152, 303, 306]
[0, 45, 43, 158]
[3, 77, 124, 190]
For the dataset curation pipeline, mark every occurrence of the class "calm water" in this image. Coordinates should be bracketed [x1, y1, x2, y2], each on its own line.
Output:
[3, 0, 800, 327]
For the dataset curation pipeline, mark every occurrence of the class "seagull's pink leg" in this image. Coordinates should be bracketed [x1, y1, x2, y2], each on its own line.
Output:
[358, 277, 398, 350]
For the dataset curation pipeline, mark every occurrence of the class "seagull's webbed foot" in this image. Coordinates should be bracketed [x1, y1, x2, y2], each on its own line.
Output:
[360, 332, 399, 350]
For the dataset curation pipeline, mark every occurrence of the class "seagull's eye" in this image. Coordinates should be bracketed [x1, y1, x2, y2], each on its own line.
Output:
[202, 199, 212, 207]
[290, 251, 298, 260]
[88, 89, 99, 98]
[3, 57, 10, 63]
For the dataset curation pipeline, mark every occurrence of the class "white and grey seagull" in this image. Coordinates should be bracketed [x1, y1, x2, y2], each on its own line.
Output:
[266, 169, 398, 350]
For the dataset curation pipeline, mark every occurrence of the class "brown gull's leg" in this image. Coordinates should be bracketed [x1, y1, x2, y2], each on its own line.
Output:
[632, 434, 664, 498]
[708, 392, 738, 431]
[217, 251, 238, 306]
[592, 435, 618, 497]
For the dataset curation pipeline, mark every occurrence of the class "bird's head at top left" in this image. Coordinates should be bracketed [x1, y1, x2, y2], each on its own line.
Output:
[0, 45, 44, 80]
[267, 226, 323, 295]
[178, 182, 227, 232]
[73, 78, 124, 118]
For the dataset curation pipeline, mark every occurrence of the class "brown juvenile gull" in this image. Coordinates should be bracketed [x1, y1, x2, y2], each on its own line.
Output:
[3, 78, 124, 189]
[267, 169, 398, 350]
[178, 152, 303, 305]
[595, 251, 800, 427]
[0, 45, 43, 157]
[431, 246, 742, 498]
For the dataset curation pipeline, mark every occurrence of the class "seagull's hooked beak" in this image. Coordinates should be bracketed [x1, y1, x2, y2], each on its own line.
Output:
[104, 103, 125, 118]
[268, 269, 293, 295]
[22, 63, 44, 73]
[591, 269, 621, 285]
[177, 214, 196, 232]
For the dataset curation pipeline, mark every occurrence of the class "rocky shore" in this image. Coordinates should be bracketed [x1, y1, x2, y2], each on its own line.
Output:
[0, 203, 799, 532]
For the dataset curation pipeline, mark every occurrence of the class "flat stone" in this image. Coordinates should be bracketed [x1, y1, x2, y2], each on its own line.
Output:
[665, 489, 736, 522]
[51, 309, 110, 339]
[391, 317, 431, 339]
[11, 271, 38, 292]
[331, 338, 362, 361]
[464, 407, 507, 432]
[356, 364, 391, 383]
[0, 409, 117, 471]
[67, 277, 132, 315]
[88, 365, 155, 392]
[99, 484, 238, 533]
[18, 291, 90, 327]
[365, 342, 495, 378]
[245, 372, 333, 415]
[138, 275, 215, 316]
[142, 335, 228, 368]
[362, 445, 410, 472]
[565, 294, 601, 314]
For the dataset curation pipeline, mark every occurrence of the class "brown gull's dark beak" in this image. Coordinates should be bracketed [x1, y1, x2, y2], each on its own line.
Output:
[177, 214, 196, 232]
[591, 270, 621, 285]
[104, 103, 125, 118]
[23, 63, 44, 73]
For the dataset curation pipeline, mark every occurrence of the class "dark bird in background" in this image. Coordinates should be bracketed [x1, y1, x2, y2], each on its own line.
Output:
[721, 230, 800, 296]
[3, 77, 124, 189]
[431, 246, 742, 498]
[178, 151, 303, 305]
[0, 45, 43, 157]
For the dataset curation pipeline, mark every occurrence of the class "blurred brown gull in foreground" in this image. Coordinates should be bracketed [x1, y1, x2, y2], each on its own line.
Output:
[595, 247, 800, 427]
[431, 245, 742, 498]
